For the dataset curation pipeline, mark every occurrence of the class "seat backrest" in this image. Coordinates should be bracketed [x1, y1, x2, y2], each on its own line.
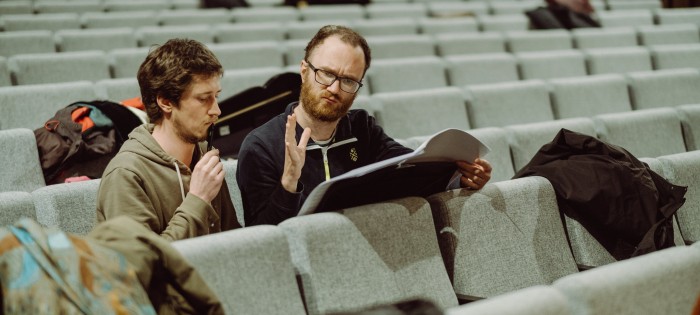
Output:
[553, 246, 700, 315]
[365, 3, 427, 19]
[419, 17, 480, 36]
[9, 50, 111, 85]
[445, 53, 519, 86]
[55, 28, 138, 53]
[172, 225, 306, 315]
[214, 22, 286, 43]
[372, 86, 470, 139]
[465, 79, 553, 128]
[549, 73, 632, 119]
[0, 30, 55, 57]
[31, 179, 101, 235]
[0, 81, 98, 130]
[594, 107, 687, 158]
[626, 68, 700, 110]
[435, 32, 507, 56]
[675, 104, 700, 151]
[219, 67, 283, 99]
[571, 27, 638, 49]
[2, 13, 82, 32]
[365, 34, 435, 59]
[477, 14, 530, 32]
[230, 6, 300, 23]
[208, 41, 285, 70]
[94, 77, 140, 103]
[351, 18, 420, 37]
[157, 8, 232, 26]
[445, 285, 573, 315]
[0, 128, 46, 193]
[136, 25, 214, 47]
[597, 10, 654, 27]
[656, 8, 700, 27]
[658, 150, 700, 243]
[516, 50, 587, 80]
[505, 30, 573, 53]
[279, 197, 458, 315]
[584, 46, 653, 75]
[0, 57, 10, 87]
[0, 191, 36, 226]
[298, 4, 365, 21]
[650, 43, 700, 70]
[637, 24, 700, 46]
[221, 159, 245, 227]
[82, 11, 160, 29]
[367, 56, 447, 94]
[426, 176, 579, 300]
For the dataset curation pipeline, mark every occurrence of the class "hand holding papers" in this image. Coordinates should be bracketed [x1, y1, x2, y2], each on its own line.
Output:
[298, 128, 490, 215]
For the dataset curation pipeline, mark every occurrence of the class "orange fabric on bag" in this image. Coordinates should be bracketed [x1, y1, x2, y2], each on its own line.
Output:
[692, 293, 700, 315]
[120, 97, 146, 111]
[71, 106, 95, 133]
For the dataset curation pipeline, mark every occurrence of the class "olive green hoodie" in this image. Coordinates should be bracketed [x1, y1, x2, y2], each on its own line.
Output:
[97, 124, 240, 241]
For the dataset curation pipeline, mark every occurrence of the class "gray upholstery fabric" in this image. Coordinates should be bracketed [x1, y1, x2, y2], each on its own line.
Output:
[650, 43, 700, 70]
[468, 127, 515, 182]
[279, 197, 458, 315]
[2, 13, 81, 32]
[0, 81, 98, 130]
[137, 25, 214, 47]
[638, 24, 700, 46]
[465, 80, 553, 128]
[627, 68, 700, 110]
[9, 50, 111, 85]
[0, 129, 46, 193]
[230, 7, 300, 23]
[214, 23, 286, 43]
[56, 28, 138, 53]
[571, 27, 638, 49]
[365, 3, 427, 19]
[103, 0, 170, 12]
[95, 78, 140, 103]
[365, 35, 435, 59]
[373, 87, 470, 139]
[0, 191, 36, 226]
[435, 32, 507, 56]
[419, 17, 479, 36]
[445, 53, 519, 86]
[584, 46, 653, 75]
[158, 9, 232, 26]
[477, 15, 529, 32]
[549, 74, 632, 119]
[0, 30, 55, 57]
[172, 225, 306, 315]
[299, 4, 365, 21]
[351, 95, 377, 117]
[219, 67, 282, 99]
[659, 150, 700, 243]
[82, 11, 160, 29]
[286, 20, 350, 40]
[109, 47, 150, 79]
[553, 246, 700, 315]
[505, 30, 573, 53]
[221, 159, 245, 227]
[516, 50, 587, 80]
[597, 10, 654, 27]
[505, 117, 597, 172]
[608, 0, 661, 10]
[33, 2, 103, 14]
[282, 39, 307, 67]
[594, 107, 687, 158]
[656, 9, 700, 27]
[427, 177, 578, 299]
[490, 0, 540, 14]
[32, 179, 100, 235]
[367, 56, 447, 94]
[209, 42, 285, 70]
[352, 18, 420, 37]
[445, 286, 573, 315]
[0, 1, 33, 15]
[676, 104, 700, 151]
[0, 57, 10, 87]
[427, 2, 489, 18]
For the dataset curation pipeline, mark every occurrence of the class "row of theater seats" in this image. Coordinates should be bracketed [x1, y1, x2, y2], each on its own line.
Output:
[0, 149, 697, 314]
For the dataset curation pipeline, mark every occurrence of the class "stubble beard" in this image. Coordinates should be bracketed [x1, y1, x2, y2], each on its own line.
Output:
[172, 114, 205, 144]
[299, 79, 355, 123]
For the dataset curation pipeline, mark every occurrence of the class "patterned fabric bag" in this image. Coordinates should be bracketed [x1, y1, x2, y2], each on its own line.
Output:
[0, 218, 156, 314]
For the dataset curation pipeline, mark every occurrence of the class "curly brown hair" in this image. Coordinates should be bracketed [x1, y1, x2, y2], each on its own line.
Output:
[303, 25, 371, 76]
[137, 38, 223, 123]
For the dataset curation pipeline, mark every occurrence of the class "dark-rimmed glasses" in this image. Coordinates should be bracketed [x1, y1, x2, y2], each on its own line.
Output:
[305, 60, 363, 94]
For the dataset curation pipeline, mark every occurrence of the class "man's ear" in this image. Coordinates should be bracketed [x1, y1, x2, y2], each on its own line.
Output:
[156, 95, 174, 114]
[300, 60, 307, 83]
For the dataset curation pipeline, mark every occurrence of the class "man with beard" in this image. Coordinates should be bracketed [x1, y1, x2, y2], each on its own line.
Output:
[237, 25, 492, 226]
[97, 38, 241, 241]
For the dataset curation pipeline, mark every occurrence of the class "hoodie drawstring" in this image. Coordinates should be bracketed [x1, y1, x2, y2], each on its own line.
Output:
[173, 162, 186, 201]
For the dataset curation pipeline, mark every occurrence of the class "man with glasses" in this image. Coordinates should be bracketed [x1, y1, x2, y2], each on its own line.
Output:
[237, 25, 492, 226]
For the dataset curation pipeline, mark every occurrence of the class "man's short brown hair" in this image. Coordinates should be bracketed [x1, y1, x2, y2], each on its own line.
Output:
[303, 25, 371, 76]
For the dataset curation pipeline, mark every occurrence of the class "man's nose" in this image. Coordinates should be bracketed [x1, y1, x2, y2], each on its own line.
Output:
[326, 79, 341, 94]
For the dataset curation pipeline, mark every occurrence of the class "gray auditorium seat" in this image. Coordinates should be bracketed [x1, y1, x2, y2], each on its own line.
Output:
[208, 42, 285, 70]
[435, 32, 507, 56]
[0, 30, 55, 57]
[418, 17, 480, 35]
[95, 78, 140, 103]
[427, 1, 489, 18]
[2, 13, 81, 31]
[109, 47, 150, 79]
[158, 8, 232, 26]
[0, 81, 98, 130]
[172, 0, 200, 9]
[597, 10, 654, 27]
[549, 74, 632, 119]
[172, 226, 306, 314]
[282, 39, 308, 67]
[286, 20, 350, 40]
[0, 1, 33, 15]
[659, 150, 700, 243]
[280, 197, 459, 314]
[0, 57, 10, 87]
[214, 22, 286, 43]
[298, 4, 365, 21]
[221, 159, 245, 227]
[490, 0, 540, 15]
[516, 50, 588, 80]
[230, 7, 300, 23]
[465, 80, 554, 128]
[650, 43, 700, 70]
[0, 191, 37, 225]
[445, 53, 519, 86]
[572, 27, 638, 49]
[585, 46, 653, 75]
[675, 104, 700, 151]
[365, 34, 435, 59]
[608, 0, 661, 10]
[137, 25, 215, 47]
[56, 28, 138, 52]
[34, 1, 103, 14]
[0, 128, 46, 193]
[427, 177, 579, 300]
[445, 286, 573, 315]
[351, 18, 420, 37]
[656, 8, 700, 27]
[505, 30, 573, 52]
[351, 95, 377, 116]
[9, 50, 111, 85]
[373, 86, 470, 139]
[505, 118, 597, 172]
[103, 0, 171, 12]
[82, 11, 159, 29]
[637, 24, 700, 46]
[365, 3, 427, 19]
[477, 14, 530, 32]
[594, 107, 687, 158]
[219, 67, 283, 99]
[367, 56, 447, 94]
[553, 246, 700, 315]
[32, 179, 101, 235]
[626, 68, 700, 110]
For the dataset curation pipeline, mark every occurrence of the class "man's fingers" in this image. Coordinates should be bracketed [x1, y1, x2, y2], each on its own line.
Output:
[298, 127, 311, 149]
[476, 158, 493, 172]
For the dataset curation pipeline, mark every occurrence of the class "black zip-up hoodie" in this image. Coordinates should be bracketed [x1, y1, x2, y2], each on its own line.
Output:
[236, 102, 413, 226]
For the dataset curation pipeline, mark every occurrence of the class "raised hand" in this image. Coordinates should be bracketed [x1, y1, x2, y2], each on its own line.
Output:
[281, 113, 312, 193]
[189, 149, 225, 203]
[456, 158, 493, 190]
